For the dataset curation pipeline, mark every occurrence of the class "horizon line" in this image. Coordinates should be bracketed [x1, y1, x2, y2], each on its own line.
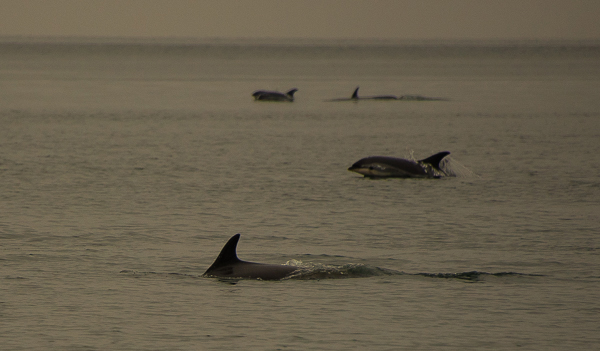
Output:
[1, 35, 599, 47]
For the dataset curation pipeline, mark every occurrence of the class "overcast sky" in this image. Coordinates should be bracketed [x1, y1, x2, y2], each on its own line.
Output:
[1, 0, 599, 40]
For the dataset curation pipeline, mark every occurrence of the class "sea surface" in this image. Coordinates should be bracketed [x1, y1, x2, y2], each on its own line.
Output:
[1, 37, 599, 350]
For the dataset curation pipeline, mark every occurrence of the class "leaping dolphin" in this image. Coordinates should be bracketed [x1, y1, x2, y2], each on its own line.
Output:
[348, 151, 451, 178]
[327, 87, 446, 101]
[203, 234, 299, 280]
[252, 88, 298, 102]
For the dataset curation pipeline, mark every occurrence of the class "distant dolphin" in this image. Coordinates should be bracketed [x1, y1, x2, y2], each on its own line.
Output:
[203, 234, 299, 280]
[348, 151, 451, 178]
[326, 87, 395, 101]
[327, 87, 445, 101]
[252, 88, 298, 102]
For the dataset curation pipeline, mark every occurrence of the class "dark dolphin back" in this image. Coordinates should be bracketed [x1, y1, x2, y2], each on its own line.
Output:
[204, 234, 241, 275]
[418, 151, 451, 171]
[203, 234, 299, 280]
[351, 87, 359, 99]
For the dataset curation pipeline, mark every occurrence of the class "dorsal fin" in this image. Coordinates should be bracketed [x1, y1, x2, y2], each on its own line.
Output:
[351, 87, 359, 99]
[418, 151, 450, 171]
[204, 234, 241, 273]
[286, 88, 298, 97]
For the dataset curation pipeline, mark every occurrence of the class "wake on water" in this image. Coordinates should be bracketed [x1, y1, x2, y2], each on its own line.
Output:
[440, 157, 480, 178]
[281, 261, 539, 281]
[400, 150, 479, 179]
[120, 263, 539, 282]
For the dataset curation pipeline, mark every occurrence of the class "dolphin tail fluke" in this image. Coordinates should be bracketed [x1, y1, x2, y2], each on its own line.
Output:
[204, 234, 242, 274]
[351, 87, 359, 100]
[419, 151, 450, 171]
[286, 88, 298, 98]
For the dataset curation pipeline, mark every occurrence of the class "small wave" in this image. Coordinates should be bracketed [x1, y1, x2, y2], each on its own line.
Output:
[119, 270, 201, 279]
[440, 158, 479, 178]
[414, 271, 543, 281]
[285, 261, 399, 280]
[120, 268, 541, 282]
[403, 150, 477, 178]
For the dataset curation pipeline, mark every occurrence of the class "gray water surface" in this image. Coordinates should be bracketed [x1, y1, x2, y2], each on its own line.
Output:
[1, 38, 599, 350]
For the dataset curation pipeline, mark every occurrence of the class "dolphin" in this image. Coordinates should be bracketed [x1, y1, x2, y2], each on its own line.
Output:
[326, 87, 395, 101]
[203, 234, 299, 280]
[327, 87, 446, 101]
[348, 151, 451, 178]
[252, 88, 298, 102]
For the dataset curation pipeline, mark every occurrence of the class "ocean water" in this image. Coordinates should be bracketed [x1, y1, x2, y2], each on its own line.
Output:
[1, 37, 599, 350]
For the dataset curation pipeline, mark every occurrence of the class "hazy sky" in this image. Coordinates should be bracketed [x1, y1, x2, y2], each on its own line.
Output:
[1, 0, 599, 40]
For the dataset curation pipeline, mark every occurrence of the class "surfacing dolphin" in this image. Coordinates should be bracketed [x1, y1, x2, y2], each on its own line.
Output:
[348, 151, 451, 178]
[252, 88, 298, 102]
[203, 234, 299, 280]
[326, 87, 395, 101]
[326, 87, 445, 101]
